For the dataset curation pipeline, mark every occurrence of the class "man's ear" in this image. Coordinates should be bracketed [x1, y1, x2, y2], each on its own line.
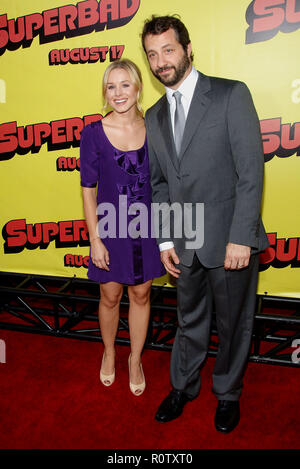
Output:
[187, 42, 192, 59]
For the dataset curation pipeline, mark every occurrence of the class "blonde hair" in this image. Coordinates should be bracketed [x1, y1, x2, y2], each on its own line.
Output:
[102, 59, 143, 115]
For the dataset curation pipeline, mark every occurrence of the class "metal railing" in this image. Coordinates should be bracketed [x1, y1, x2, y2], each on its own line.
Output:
[0, 271, 299, 367]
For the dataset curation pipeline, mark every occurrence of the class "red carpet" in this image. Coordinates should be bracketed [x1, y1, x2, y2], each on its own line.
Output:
[0, 328, 299, 449]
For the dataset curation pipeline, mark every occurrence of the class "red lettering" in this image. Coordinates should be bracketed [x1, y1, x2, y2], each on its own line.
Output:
[110, 45, 117, 60]
[59, 221, 74, 242]
[260, 118, 281, 154]
[99, 46, 109, 60]
[56, 156, 81, 171]
[116, 45, 125, 59]
[67, 157, 77, 170]
[65, 254, 74, 265]
[286, 0, 300, 22]
[57, 156, 68, 169]
[259, 232, 276, 264]
[73, 220, 88, 241]
[49, 45, 112, 64]
[34, 123, 52, 147]
[66, 118, 84, 142]
[0, 122, 18, 153]
[253, 0, 285, 32]
[64, 253, 89, 267]
[280, 122, 300, 150]
[78, 0, 99, 28]
[52, 120, 67, 144]
[120, 0, 140, 18]
[49, 49, 60, 64]
[5, 219, 27, 247]
[259, 233, 300, 266]
[42, 222, 59, 244]
[74, 255, 84, 267]
[17, 126, 34, 149]
[43, 9, 59, 36]
[276, 237, 298, 262]
[95, 46, 108, 61]
[58, 5, 77, 32]
[89, 46, 100, 61]
[83, 114, 102, 126]
[4, 218, 95, 252]
[0, 14, 9, 48]
[70, 48, 80, 62]
[8, 17, 25, 44]
[100, 0, 119, 23]
[110, 45, 125, 60]
[25, 13, 43, 40]
[60, 49, 70, 63]
[80, 47, 90, 61]
[0, 115, 104, 157]
[1, 1, 139, 54]
[27, 224, 42, 245]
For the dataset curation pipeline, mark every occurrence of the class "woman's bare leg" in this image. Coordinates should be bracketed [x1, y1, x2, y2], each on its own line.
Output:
[127, 280, 152, 386]
[98, 281, 123, 375]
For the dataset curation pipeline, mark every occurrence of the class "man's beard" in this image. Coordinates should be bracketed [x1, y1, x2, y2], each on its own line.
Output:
[153, 51, 191, 87]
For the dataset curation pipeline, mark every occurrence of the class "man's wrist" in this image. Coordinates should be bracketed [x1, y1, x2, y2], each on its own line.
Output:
[159, 241, 174, 252]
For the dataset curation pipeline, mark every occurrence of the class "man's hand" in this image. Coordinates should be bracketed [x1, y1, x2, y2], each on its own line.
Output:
[224, 242, 251, 270]
[161, 248, 181, 278]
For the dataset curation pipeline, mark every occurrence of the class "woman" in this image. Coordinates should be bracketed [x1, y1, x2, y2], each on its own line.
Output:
[80, 59, 165, 396]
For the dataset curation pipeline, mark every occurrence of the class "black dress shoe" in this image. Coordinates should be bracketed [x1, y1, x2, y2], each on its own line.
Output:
[155, 389, 192, 423]
[215, 400, 240, 433]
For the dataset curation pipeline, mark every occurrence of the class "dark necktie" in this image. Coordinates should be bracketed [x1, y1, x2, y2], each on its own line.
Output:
[173, 90, 185, 156]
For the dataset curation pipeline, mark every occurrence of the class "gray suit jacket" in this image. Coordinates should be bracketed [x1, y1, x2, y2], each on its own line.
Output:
[145, 71, 269, 267]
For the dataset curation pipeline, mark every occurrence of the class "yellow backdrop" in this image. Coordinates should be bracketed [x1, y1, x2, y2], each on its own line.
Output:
[1, 0, 300, 297]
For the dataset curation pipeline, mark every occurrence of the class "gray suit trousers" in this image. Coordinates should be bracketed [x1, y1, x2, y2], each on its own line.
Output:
[170, 253, 259, 401]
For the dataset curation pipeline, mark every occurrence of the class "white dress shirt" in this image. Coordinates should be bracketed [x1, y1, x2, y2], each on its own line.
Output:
[165, 66, 199, 134]
[159, 66, 199, 252]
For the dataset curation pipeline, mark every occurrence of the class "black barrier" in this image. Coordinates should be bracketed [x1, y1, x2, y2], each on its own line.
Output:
[0, 271, 299, 367]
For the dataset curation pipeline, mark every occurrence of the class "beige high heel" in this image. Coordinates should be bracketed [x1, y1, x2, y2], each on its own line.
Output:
[100, 353, 115, 387]
[128, 354, 146, 396]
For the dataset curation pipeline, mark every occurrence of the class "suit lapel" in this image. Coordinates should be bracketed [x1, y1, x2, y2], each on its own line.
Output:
[157, 96, 179, 172]
[179, 72, 211, 163]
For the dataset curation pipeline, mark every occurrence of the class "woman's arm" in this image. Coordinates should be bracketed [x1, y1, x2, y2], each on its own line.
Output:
[82, 186, 110, 271]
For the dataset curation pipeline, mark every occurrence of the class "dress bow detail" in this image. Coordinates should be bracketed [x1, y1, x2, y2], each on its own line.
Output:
[113, 148, 146, 175]
[113, 147, 149, 202]
[117, 174, 148, 201]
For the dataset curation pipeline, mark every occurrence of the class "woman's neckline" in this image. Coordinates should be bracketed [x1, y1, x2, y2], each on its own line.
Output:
[99, 119, 146, 153]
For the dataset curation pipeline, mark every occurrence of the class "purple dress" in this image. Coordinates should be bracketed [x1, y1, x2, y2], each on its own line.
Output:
[80, 120, 165, 285]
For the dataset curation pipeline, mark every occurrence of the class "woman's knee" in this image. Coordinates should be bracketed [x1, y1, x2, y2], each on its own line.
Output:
[128, 283, 151, 306]
[100, 283, 123, 309]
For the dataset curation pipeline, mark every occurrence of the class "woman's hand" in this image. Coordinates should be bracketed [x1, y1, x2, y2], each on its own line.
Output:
[90, 238, 110, 271]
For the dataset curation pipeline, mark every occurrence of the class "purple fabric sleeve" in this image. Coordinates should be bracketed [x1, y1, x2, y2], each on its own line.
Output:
[80, 125, 99, 188]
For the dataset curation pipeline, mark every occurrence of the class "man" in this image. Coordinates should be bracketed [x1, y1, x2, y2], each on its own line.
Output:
[141, 15, 269, 433]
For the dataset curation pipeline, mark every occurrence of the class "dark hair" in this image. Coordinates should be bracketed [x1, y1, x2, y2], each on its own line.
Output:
[141, 15, 194, 62]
